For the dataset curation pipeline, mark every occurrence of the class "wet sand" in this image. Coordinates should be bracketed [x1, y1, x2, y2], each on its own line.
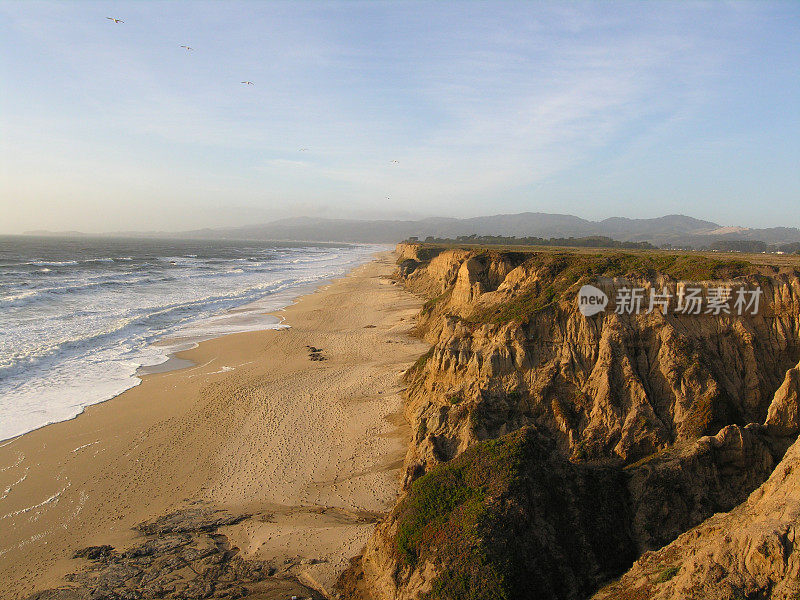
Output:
[0, 252, 425, 599]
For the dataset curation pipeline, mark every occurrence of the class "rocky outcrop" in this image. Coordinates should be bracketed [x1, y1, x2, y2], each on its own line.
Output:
[26, 508, 322, 600]
[626, 423, 780, 552]
[593, 432, 800, 600]
[765, 359, 800, 437]
[343, 244, 800, 600]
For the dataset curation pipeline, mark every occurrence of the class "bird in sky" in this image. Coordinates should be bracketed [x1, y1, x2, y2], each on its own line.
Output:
[180, 45, 194, 51]
[241, 81, 254, 85]
[299, 148, 309, 152]
[390, 160, 399, 164]
[106, 17, 124, 23]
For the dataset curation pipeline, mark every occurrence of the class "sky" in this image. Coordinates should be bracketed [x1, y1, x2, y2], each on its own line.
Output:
[0, 0, 798, 234]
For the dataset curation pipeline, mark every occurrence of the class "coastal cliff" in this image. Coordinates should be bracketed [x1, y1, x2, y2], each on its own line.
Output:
[592, 429, 800, 599]
[341, 243, 800, 600]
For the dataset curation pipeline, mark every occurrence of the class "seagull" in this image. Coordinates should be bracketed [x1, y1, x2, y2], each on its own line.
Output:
[180, 45, 194, 51]
[241, 81, 254, 85]
[390, 160, 399, 164]
[106, 17, 124, 23]
[299, 148, 309, 152]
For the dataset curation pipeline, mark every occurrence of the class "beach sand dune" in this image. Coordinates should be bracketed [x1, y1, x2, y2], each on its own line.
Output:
[0, 253, 425, 599]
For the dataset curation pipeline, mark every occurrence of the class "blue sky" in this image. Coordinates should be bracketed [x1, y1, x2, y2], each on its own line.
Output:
[1, 0, 798, 233]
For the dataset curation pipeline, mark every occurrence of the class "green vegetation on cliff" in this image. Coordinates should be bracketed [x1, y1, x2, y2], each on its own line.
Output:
[391, 427, 636, 600]
[395, 433, 522, 563]
[393, 432, 523, 599]
[472, 252, 755, 324]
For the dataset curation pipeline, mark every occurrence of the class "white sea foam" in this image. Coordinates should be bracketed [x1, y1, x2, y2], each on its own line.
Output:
[0, 467, 29, 501]
[1, 454, 24, 472]
[0, 481, 70, 520]
[1, 290, 38, 302]
[29, 260, 78, 266]
[71, 441, 99, 453]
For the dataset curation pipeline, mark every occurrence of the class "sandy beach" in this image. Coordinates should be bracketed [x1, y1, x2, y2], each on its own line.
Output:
[0, 252, 425, 599]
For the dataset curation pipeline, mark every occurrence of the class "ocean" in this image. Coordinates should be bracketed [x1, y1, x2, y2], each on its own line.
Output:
[0, 236, 381, 441]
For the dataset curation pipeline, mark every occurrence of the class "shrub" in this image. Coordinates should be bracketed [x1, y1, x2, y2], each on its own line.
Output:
[655, 565, 680, 583]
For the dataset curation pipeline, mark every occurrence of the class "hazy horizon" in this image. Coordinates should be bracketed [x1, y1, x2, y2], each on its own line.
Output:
[2, 1, 799, 234]
[4, 210, 792, 238]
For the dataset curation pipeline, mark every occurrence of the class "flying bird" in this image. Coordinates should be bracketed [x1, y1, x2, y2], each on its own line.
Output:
[106, 17, 124, 23]
[299, 148, 309, 152]
[390, 160, 399, 164]
[180, 45, 194, 51]
[241, 81, 254, 85]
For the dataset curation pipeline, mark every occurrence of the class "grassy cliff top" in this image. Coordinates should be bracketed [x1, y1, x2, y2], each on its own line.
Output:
[399, 241, 800, 273]
[401, 244, 800, 325]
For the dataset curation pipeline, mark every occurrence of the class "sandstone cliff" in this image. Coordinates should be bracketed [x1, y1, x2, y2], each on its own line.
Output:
[594, 416, 800, 600]
[343, 244, 800, 600]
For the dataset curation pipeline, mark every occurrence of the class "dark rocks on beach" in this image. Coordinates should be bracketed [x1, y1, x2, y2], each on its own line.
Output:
[26, 508, 322, 600]
[305, 346, 326, 361]
[72, 545, 115, 561]
[135, 507, 249, 535]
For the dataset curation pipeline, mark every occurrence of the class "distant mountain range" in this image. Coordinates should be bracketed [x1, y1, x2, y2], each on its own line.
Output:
[23, 213, 800, 248]
[174, 213, 800, 248]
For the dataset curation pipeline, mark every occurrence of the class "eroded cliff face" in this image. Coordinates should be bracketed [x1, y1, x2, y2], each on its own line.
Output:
[400, 245, 800, 474]
[593, 414, 800, 600]
[345, 244, 800, 600]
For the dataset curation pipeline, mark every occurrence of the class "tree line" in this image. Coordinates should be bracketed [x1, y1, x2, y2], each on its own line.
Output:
[405, 234, 655, 250]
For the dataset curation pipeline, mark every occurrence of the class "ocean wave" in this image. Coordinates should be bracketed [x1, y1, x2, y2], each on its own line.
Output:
[1, 278, 304, 370]
[29, 260, 79, 266]
[1, 291, 39, 303]
[0, 276, 163, 307]
[1, 317, 141, 369]
[1, 256, 359, 309]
